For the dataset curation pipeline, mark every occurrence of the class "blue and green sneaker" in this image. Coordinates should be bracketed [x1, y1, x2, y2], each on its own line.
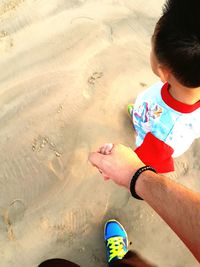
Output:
[104, 219, 128, 265]
[127, 104, 134, 119]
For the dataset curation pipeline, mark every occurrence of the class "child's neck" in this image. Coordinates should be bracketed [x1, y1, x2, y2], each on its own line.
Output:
[168, 83, 200, 105]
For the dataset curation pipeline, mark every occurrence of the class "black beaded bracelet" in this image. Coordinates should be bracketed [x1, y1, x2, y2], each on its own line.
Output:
[130, 166, 157, 200]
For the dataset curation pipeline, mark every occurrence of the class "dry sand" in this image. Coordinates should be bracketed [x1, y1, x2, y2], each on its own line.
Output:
[0, 1, 199, 266]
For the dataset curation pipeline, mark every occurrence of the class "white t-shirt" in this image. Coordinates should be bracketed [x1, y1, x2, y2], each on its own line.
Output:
[132, 82, 200, 172]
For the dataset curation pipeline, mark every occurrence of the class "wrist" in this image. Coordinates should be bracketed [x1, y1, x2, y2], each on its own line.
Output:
[135, 170, 157, 199]
[130, 167, 157, 200]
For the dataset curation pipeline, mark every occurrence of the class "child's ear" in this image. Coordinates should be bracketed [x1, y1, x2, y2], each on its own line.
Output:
[157, 65, 170, 83]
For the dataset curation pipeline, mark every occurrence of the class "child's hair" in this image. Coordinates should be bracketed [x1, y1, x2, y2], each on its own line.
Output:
[152, 0, 200, 88]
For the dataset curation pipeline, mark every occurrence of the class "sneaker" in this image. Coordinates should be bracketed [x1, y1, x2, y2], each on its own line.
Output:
[104, 219, 128, 265]
[127, 104, 134, 118]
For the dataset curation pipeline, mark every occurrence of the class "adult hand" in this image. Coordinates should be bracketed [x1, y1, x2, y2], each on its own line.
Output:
[90, 144, 200, 262]
[89, 144, 144, 189]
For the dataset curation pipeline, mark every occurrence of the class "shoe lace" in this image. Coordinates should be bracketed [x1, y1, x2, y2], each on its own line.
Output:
[107, 236, 127, 262]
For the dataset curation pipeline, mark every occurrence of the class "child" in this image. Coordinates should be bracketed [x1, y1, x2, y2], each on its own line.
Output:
[99, 0, 200, 173]
[127, 0, 200, 173]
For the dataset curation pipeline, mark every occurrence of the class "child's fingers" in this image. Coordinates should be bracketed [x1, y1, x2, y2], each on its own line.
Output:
[98, 143, 113, 155]
[98, 145, 106, 154]
[100, 145, 106, 154]
[104, 143, 114, 154]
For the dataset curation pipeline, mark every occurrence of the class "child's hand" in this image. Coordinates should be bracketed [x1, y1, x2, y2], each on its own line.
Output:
[97, 143, 114, 180]
[97, 143, 114, 155]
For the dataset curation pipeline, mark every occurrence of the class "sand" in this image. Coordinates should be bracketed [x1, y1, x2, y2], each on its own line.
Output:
[0, 1, 199, 266]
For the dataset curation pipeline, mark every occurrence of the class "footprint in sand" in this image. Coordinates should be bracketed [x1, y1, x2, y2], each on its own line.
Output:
[48, 154, 64, 181]
[0, 31, 13, 53]
[32, 135, 61, 157]
[32, 135, 64, 181]
[0, 0, 25, 16]
[87, 72, 103, 85]
[82, 71, 103, 99]
[62, 208, 91, 235]
[3, 199, 26, 240]
[4, 199, 26, 224]
[40, 208, 91, 243]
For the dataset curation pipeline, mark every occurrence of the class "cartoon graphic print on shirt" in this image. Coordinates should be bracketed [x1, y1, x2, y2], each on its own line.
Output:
[133, 102, 163, 123]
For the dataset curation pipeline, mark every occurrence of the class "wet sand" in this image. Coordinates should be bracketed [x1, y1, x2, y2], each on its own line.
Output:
[0, 1, 199, 266]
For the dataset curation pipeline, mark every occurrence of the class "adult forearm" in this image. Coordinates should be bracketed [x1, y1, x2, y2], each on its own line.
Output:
[89, 144, 200, 261]
[136, 171, 200, 262]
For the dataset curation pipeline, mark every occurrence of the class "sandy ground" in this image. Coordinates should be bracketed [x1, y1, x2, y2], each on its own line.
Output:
[0, 1, 199, 266]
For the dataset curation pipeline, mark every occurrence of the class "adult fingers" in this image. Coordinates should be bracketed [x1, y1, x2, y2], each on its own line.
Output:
[88, 152, 107, 170]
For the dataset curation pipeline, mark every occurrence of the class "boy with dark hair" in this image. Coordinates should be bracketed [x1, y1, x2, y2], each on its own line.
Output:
[128, 0, 200, 173]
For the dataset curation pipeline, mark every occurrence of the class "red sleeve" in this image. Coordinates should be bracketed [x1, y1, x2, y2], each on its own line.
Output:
[135, 132, 174, 173]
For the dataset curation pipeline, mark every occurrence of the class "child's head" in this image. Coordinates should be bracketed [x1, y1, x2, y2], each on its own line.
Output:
[151, 0, 200, 88]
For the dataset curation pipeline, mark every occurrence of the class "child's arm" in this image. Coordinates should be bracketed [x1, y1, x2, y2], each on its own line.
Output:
[134, 132, 174, 173]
